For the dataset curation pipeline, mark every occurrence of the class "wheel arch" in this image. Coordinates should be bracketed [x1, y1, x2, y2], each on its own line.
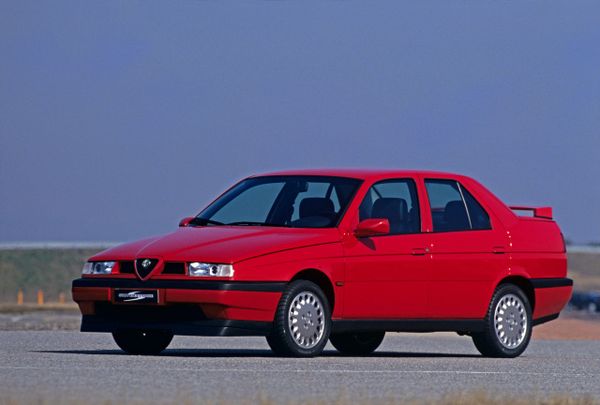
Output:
[497, 276, 535, 312]
[291, 268, 336, 313]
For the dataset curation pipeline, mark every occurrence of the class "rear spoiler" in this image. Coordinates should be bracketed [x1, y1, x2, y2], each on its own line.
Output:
[509, 206, 553, 220]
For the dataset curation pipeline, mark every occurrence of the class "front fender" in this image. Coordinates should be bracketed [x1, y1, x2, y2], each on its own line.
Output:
[233, 243, 345, 317]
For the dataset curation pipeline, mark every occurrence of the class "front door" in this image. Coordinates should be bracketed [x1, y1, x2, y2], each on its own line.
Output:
[342, 178, 429, 319]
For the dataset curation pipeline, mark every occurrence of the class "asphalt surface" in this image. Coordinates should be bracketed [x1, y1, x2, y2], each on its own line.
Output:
[1, 331, 599, 403]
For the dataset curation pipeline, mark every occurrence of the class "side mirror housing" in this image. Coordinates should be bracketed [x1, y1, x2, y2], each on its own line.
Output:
[179, 216, 194, 227]
[354, 218, 390, 238]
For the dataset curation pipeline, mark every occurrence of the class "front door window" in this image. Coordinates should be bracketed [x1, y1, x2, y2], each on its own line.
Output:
[358, 179, 420, 234]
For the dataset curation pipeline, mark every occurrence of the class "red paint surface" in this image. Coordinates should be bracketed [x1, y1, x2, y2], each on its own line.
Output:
[73, 170, 571, 325]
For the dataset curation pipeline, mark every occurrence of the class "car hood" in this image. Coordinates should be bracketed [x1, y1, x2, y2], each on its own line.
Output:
[90, 226, 341, 263]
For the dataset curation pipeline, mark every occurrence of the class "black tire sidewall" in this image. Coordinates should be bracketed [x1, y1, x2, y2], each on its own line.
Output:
[484, 284, 532, 358]
[330, 331, 385, 355]
[272, 280, 332, 357]
[112, 330, 173, 355]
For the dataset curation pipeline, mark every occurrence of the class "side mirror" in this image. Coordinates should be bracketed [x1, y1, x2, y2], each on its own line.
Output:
[179, 216, 194, 227]
[354, 218, 390, 238]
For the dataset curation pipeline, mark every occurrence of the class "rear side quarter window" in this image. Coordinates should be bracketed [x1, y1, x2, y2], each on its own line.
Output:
[461, 187, 491, 230]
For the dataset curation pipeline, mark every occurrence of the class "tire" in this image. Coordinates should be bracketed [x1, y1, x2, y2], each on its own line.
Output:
[112, 330, 173, 355]
[472, 284, 532, 358]
[330, 331, 385, 356]
[266, 280, 331, 357]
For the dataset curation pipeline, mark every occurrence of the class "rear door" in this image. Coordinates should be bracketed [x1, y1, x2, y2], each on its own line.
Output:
[423, 178, 507, 319]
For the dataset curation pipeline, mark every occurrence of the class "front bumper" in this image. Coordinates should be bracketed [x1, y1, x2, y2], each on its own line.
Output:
[72, 278, 285, 336]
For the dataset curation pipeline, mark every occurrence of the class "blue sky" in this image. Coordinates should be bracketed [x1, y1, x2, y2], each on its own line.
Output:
[1, 1, 599, 243]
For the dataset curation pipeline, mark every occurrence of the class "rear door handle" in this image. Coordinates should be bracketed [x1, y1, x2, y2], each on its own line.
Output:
[493, 246, 505, 254]
[411, 248, 428, 256]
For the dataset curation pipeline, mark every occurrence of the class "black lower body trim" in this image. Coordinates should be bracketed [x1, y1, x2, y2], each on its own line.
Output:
[532, 313, 559, 326]
[72, 278, 286, 292]
[81, 316, 272, 336]
[332, 319, 485, 334]
[531, 278, 573, 289]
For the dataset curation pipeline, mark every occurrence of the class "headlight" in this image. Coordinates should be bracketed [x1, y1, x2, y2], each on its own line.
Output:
[82, 261, 116, 275]
[188, 262, 234, 277]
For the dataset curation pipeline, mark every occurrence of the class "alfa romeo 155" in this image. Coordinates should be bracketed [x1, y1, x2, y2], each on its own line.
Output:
[72, 170, 572, 357]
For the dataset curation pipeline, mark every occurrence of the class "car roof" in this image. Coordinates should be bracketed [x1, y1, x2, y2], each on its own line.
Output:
[250, 168, 469, 181]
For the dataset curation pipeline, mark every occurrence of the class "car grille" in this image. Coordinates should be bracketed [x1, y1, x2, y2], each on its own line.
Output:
[119, 261, 135, 274]
[162, 262, 186, 275]
[119, 261, 185, 276]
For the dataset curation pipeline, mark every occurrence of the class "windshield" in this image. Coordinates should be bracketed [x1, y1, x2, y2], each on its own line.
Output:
[191, 176, 362, 228]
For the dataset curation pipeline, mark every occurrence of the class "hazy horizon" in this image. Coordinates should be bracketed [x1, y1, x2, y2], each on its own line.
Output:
[1, 1, 599, 244]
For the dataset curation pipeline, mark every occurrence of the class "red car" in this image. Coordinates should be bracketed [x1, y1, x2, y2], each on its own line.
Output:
[72, 170, 572, 358]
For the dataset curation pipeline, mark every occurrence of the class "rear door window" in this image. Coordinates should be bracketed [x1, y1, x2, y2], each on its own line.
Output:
[425, 179, 491, 232]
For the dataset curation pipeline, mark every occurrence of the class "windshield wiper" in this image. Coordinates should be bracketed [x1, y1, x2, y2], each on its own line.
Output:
[226, 221, 289, 227]
[227, 221, 269, 226]
[188, 218, 224, 226]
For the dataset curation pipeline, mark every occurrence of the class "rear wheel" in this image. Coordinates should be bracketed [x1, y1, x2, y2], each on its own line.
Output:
[266, 280, 331, 357]
[471, 284, 532, 358]
[112, 330, 173, 355]
[330, 331, 385, 356]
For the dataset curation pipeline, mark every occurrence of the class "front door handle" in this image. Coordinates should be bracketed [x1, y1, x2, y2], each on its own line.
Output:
[493, 246, 505, 254]
[411, 248, 427, 256]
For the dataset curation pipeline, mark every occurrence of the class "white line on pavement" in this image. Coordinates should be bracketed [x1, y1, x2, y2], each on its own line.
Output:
[0, 365, 592, 377]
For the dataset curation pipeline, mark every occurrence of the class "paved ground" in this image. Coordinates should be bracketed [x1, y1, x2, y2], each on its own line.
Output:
[0, 331, 599, 403]
[0, 309, 80, 331]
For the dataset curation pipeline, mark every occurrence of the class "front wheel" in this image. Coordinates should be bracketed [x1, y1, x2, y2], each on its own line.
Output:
[112, 330, 173, 355]
[266, 280, 331, 357]
[471, 284, 532, 358]
[330, 331, 385, 356]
